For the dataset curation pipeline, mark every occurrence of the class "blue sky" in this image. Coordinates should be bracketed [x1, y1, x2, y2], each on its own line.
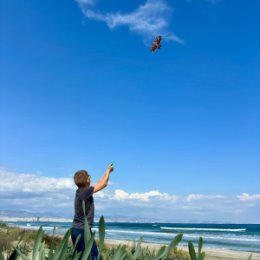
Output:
[0, 0, 259, 223]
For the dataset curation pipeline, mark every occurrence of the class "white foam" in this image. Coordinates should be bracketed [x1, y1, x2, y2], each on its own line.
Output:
[106, 229, 171, 237]
[184, 233, 260, 242]
[160, 227, 246, 232]
[10, 224, 55, 231]
[104, 229, 260, 243]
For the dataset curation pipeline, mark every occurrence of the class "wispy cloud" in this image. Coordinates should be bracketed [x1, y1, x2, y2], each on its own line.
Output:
[0, 169, 74, 193]
[0, 169, 259, 222]
[75, 0, 183, 44]
[185, 194, 225, 202]
[112, 189, 177, 202]
[237, 193, 260, 202]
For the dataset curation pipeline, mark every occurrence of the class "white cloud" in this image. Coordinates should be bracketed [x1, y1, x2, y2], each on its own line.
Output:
[237, 193, 260, 202]
[114, 189, 129, 200]
[0, 169, 74, 193]
[75, 0, 183, 43]
[0, 168, 259, 222]
[185, 194, 225, 202]
[113, 189, 177, 201]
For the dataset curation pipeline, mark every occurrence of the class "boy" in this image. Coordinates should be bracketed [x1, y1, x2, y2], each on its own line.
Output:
[71, 164, 114, 260]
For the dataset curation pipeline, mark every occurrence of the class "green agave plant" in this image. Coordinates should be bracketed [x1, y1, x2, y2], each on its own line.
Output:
[97, 231, 184, 260]
[188, 238, 205, 260]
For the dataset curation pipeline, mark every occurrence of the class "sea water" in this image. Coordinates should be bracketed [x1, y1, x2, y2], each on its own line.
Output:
[6, 221, 260, 253]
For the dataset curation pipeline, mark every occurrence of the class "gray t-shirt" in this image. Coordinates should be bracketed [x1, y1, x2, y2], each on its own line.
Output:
[72, 186, 94, 229]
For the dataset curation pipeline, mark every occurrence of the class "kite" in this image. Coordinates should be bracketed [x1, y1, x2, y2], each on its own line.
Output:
[150, 35, 162, 52]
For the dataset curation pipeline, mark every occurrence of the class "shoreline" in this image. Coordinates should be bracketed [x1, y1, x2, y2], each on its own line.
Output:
[1, 224, 260, 260]
[105, 239, 260, 260]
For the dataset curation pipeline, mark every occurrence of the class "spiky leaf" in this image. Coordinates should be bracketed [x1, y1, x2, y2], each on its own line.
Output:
[113, 245, 126, 260]
[39, 242, 45, 260]
[52, 228, 71, 260]
[166, 233, 183, 257]
[16, 248, 30, 260]
[188, 241, 197, 260]
[72, 233, 82, 257]
[81, 232, 95, 260]
[155, 245, 167, 260]
[82, 201, 91, 245]
[119, 250, 127, 260]
[32, 227, 44, 260]
[133, 237, 143, 259]
[48, 226, 57, 260]
[59, 239, 68, 260]
[0, 248, 4, 260]
[124, 248, 135, 260]
[98, 216, 105, 260]
[198, 237, 203, 255]
[72, 251, 82, 260]
[198, 251, 205, 260]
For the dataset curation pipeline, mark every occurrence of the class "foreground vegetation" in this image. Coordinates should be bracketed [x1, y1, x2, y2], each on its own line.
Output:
[0, 204, 254, 260]
[0, 218, 203, 260]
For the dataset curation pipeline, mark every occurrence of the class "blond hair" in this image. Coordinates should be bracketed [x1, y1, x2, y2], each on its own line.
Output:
[74, 170, 90, 188]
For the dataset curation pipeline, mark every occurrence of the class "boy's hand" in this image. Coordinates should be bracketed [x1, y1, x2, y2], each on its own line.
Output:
[107, 164, 114, 174]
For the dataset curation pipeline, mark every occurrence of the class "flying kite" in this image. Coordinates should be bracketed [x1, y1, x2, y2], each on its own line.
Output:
[150, 35, 162, 52]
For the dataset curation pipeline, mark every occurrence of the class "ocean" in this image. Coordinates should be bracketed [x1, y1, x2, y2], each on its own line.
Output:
[6, 221, 260, 253]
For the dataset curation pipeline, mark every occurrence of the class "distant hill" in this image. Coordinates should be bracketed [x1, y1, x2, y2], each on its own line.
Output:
[0, 210, 65, 219]
[0, 210, 36, 217]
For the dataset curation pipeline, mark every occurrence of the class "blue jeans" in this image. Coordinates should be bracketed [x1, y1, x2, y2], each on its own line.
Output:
[71, 227, 99, 260]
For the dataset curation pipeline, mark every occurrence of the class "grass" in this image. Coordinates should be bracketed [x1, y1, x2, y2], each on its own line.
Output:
[0, 223, 62, 258]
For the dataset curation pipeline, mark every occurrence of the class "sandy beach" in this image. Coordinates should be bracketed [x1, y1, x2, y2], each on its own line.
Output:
[105, 239, 260, 260]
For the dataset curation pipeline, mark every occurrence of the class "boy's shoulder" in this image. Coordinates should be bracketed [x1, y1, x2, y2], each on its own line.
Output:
[76, 186, 94, 200]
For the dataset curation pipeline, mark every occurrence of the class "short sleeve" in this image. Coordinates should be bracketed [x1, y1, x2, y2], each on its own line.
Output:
[79, 186, 94, 201]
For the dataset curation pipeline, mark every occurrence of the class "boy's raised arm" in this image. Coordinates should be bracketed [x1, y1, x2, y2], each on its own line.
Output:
[93, 164, 114, 193]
